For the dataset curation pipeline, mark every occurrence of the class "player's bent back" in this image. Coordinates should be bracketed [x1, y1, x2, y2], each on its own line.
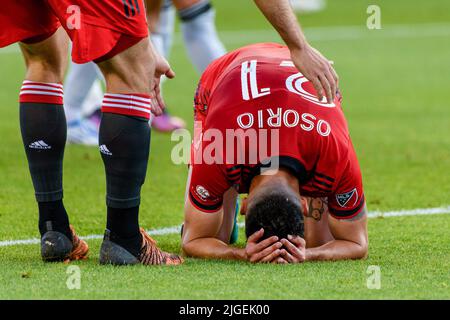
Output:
[191, 43, 364, 220]
[182, 43, 368, 263]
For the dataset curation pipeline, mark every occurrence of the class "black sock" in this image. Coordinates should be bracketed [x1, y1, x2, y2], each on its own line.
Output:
[99, 113, 150, 257]
[20, 102, 66, 202]
[99, 113, 150, 208]
[38, 200, 72, 241]
[106, 206, 142, 257]
[20, 99, 70, 240]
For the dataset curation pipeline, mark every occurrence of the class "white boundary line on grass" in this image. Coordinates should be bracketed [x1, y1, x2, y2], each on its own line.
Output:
[1, 22, 450, 55]
[212, 22, 450, 44]
[0, 205, 449, 248]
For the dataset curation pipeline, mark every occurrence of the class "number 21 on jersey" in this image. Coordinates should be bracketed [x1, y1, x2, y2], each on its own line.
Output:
[240, 59, 335, 108]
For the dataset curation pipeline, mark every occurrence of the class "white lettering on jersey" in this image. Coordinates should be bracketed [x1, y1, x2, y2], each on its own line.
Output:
[236, 108, 331, 137]
[285, 73, 336, 108]
[236, 112, 254, 129]
[267, 108, 282, 127]
[241, 60, 271, 101]
[317, 119, 332, 137]
[300, 113, 316, 132]
[283, 109, 300, 128]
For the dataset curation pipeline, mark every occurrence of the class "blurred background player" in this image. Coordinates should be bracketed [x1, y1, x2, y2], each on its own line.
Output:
[149, 0, 227, 131]
[64, 53, 104, 145]
[64, 0, 227, 144]
[150, 0, 226, 74]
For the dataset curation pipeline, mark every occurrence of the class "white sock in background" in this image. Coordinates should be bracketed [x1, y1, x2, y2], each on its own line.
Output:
[152, 0, 176, 58]
[64, 61, 103, 124]
[179, 0, 227, 73]
[81, 80, 103, 117]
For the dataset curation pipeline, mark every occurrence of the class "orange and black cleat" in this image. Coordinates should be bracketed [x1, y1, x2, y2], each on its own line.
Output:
[41, 222, 89, 262]
[99, 228, 184, 266]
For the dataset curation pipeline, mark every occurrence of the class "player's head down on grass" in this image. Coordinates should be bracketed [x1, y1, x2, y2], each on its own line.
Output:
[182, 43, 369, 264]
[244, 169, 304, 241]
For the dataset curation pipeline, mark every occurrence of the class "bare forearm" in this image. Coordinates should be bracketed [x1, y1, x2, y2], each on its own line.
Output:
[253, 0, 307, 51]
[306, 240, 368, 261]
[183, 238, 246, 261]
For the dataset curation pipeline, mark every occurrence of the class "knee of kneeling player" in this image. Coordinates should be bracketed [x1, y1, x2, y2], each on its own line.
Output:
[181, 237, 197, 257]
[355, 240, 369, 260]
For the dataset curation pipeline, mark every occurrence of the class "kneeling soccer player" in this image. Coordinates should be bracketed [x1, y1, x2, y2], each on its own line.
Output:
[181, 43, 368, 263]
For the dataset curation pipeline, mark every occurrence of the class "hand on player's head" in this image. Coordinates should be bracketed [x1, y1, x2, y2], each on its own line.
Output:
[278, 235, 306, 263]
[245, 228, 283, 263]
[245, 229, 305, 264]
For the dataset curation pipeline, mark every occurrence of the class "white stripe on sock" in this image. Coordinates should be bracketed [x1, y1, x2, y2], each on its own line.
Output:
[23, 80, 63, 88]
[102, 103, 151, 114]
[103, 97, 151, 109]
[21, 85, 63, 93]
[19, 91, 64, 97]
[104, 93, 151, 104]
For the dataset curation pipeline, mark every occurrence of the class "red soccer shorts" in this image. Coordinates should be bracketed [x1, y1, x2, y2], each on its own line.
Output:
[0, 0, 148, 63]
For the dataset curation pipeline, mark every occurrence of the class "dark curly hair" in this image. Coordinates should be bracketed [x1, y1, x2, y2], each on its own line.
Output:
[245, 186, 304, 240]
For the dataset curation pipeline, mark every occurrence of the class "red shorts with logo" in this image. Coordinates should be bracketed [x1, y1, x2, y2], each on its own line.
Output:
[0, 0, 148, 63]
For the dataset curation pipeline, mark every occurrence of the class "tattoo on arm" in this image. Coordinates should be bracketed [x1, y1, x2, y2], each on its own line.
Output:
[306, 198, 327, 221]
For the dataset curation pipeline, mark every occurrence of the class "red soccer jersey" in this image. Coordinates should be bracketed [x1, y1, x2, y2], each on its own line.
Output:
[189, 43, 365, 219]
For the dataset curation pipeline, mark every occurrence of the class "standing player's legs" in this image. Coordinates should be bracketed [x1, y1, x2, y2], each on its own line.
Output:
[95, 38, 183, 265]
[18, 28, 88, 261]
[96, 38, 152, 259]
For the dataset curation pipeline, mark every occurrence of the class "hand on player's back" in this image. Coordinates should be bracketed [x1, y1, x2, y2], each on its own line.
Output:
[152, 53, 176, 116]
[245, 228, 283, 263]
[290, 44, 338, 104]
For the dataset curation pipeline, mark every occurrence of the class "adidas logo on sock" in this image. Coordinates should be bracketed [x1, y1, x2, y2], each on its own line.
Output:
[99, 144, 112, 156]
[29, 140, 51, 150]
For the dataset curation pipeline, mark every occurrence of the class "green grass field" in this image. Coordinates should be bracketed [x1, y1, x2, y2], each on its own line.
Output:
[0, 0, 449, 299]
